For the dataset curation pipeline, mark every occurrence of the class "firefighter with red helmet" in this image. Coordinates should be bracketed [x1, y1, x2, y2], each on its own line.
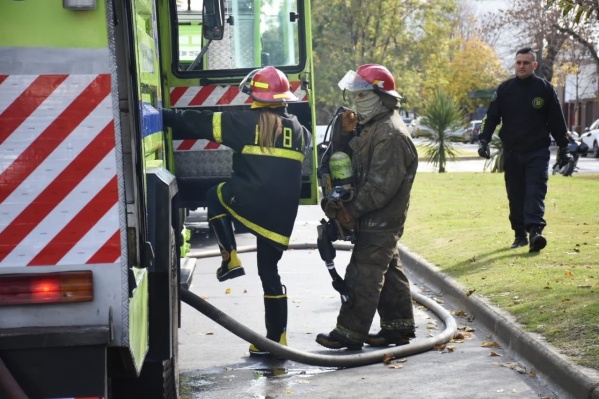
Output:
[316, 64, 418, 350]
[162, 66, 311, 356]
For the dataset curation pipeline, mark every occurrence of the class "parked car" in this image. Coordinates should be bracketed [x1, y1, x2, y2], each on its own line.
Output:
[580, 118, 599, 158]
[411, 116, 436, 139]
[446, 127, 470, 143]
[464, 120, 483, 144]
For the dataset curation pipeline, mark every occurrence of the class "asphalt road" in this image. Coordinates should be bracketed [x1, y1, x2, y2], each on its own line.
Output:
[178, 207, 561, 399]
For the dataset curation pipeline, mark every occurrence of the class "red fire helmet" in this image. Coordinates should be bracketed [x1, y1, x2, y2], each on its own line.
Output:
[239, 66, 298, 103]
[338, 64, 401, 98]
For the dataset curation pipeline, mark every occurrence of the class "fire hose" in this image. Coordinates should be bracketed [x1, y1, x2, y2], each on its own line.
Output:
[183, 242, 457, 368]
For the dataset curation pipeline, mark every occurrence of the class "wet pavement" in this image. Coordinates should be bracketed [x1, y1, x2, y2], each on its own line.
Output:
[178, 207, 567, 399]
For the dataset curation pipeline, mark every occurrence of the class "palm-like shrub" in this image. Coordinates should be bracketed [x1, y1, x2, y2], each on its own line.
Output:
[421, 89, 465, 173]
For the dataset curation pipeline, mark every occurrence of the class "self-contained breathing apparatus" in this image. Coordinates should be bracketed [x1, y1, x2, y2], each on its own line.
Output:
[316, 106, 359, 306]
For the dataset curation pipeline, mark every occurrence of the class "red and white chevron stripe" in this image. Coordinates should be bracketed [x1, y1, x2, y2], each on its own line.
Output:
[169, 82, 307, 151]
[169, 81, 308, 108]
[0, 74, 121, 267]
[174, 138, 228, 151]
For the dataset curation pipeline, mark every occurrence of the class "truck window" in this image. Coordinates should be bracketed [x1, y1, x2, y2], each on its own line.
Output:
[172, 0, 305, 77]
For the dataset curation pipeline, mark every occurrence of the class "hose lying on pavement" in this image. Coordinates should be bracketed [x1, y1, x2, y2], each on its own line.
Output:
[182, 243, 458, 368]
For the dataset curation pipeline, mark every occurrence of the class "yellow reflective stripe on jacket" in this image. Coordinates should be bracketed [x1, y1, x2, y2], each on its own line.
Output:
[241, 145, 304, 162]
[213, 112, 222, 142]
[216, 183, 290, 247]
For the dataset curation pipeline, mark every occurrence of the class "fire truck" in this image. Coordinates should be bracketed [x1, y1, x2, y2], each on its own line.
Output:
[0, 0, 317, 397]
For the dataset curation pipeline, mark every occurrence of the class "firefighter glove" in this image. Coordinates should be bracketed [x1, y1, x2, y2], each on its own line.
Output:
[323, 200, 342, 219]
[336, 206, 356, 230]
[478, 139, 491, 159]
[558, 146, 573, 168]
[341, 110, 359, 135]
[324, 200, 356, 230]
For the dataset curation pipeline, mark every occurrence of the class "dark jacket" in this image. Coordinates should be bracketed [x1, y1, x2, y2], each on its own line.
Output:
[479, 74, 569, 152]
[163, 107, 311, 250]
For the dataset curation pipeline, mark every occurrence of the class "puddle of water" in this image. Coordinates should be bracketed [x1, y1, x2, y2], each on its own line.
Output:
[251, 366, 335, 378]
[179, 365, 337, 398]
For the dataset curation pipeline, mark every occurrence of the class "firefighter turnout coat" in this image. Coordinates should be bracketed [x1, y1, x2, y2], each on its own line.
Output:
[346, 108, 418, 243]
[163, 107, 310, 249]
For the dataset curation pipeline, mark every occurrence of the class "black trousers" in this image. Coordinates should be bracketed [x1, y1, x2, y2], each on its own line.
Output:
[503, 148, 550, 234]
[207, 185, 284, 296]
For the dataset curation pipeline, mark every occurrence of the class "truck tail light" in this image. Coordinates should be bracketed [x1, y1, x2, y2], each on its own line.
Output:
[0, 271, 93, 306]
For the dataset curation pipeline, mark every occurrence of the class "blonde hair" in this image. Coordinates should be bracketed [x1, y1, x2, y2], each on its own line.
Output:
[257, 110, 282, 151]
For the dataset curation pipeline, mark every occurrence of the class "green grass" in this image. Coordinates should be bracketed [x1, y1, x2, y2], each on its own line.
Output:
[415, 144, 478, 159]
[401, 172, 599, 369]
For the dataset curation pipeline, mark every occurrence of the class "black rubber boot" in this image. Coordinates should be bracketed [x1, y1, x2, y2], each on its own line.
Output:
[529, 225, 547, 253]
[249, 293, 288, 356]
[364, 330, 414, 347]
[209, 216, 245, 281]
[315, 330, 363, 350]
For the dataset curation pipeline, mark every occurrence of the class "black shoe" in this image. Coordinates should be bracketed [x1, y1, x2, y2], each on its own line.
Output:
[529, 233, 547, 253]
[316, 331, 362, 350]
[509, 236, 528, 249]
[364, 331, 413, 347]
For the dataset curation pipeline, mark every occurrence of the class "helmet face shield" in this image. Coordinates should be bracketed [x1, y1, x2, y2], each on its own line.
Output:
[239, 68, 261, 95]
[338, 70, 374, 92]
[340, 64, 402, 99]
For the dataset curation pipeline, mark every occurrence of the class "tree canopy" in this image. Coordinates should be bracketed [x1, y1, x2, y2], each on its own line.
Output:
[311, 0, 507, 124]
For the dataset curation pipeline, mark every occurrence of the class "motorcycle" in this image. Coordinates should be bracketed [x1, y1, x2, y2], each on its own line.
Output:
[552, 132, 589, 176]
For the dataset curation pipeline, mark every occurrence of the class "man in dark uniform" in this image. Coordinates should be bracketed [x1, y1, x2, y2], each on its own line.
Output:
[478, 47, 571, 253]
[162, 66, 311, 356]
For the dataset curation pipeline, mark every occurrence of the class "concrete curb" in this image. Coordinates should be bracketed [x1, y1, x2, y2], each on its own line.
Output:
[398, 244, 599, 399]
